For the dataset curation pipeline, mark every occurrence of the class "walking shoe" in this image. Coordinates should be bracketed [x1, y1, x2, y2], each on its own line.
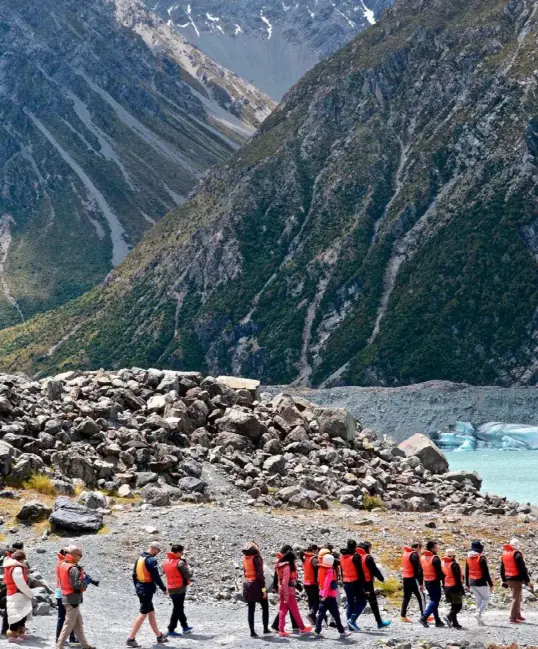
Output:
[300, 626, 313, 634]
[313, 632, 323, 640]
[157, 633, 169, 644]
[400, 617, 413, 624]
[263, 628, 273, 635]
[182, 627, 194, 634]
[435, 621, 445, 628]
[453, 624, 464, 630]
[250, 632, 259, 638]
[418, 617, 429, 628]
[340, 631, 352, 639]
[278, 631, 290, 637]
[517, 617, 526, 622]
[347, 620, 361, 632]
[126, 640, 140, 648]
[377, 621, 391, 629]
[167, 631, 183, 637]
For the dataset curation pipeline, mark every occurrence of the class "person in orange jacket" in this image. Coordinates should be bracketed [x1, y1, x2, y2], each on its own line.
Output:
[339, 539, 365, 632]
[465, 540, 493, 626]
[442, 549, 464, 629]
[501, 538, 532, 624]
[242, 542, 271, 637]
[55, 548, 77, 645]
[419, 540, 445, 628]
[162, 545, 193, 637]
[355, 542, 391, 629]
[300, 545, 320, 624]
[275, 545, 312, 637]
[400, 542, 424, 622]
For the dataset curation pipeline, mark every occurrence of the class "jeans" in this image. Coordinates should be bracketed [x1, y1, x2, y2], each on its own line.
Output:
[316, 597, 344, 634]
[169, 593, 188, 632]
[423, 582, 442, 623]
[401, 578, 424, 617]
[248, 599, 269, 634]
[343, 582, 366, 621]
[56, 599, 77, 643]
[304, 585, 320, 618]
[471, 585, 490, 616]
[278, 589, 305, 632]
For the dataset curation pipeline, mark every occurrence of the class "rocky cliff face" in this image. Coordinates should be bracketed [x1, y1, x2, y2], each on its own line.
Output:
[148, 0, 393, 98]
[0, 0, 273, 327]
[1, 0, 538, 390]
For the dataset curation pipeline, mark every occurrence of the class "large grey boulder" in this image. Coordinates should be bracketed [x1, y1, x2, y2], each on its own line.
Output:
[218, 408, 262, 439]
[49, 497, 103, 533]
[216, 376, 260, 400]
[314, 407, 356, 441]
[51, 450, 96, 486]
[263, 455, 286, 475]
[178, 476, 207, 494]
[16, 500, 52, 523]
[0, 441, 16, 476]
[443, 470, 482, 490]
[141, 485, 171, 507]
[214, 432, 254, 451]
[77, 491, 109, 510]
[398, 433, 449, 474]
[9, 453, 45, 482]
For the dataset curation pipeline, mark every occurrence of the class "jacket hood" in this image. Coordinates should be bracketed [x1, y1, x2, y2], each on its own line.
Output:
[3, 557, 25, 569]
[422, 550, 434, 557]
[503, 544, 516, 552]
[442, 556, 455, 564]
[403, 546, 413, 553]
[57, 552, 66, 561]
[166, 552, 179, 560]
[467, 551, 481, 558]
[356, 547, 367, 556]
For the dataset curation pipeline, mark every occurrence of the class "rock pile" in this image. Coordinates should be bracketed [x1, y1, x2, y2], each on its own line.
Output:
[0, 370, 526, 517]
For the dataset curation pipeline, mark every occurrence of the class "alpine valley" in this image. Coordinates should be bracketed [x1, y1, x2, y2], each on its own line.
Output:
[1, 0, 538, 391]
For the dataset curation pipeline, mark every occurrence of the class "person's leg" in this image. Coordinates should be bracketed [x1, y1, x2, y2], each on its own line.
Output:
[326, 598, 345, 634]
[271, 611, 280, 630]
[343, 583, 354, 620]
[355, 587, 367, 619]
[278, 599, 290, 632]
[367, 589, 383, 625]
[401, 579, 413, 617]
[423, 583, 435, 619]
[508, 582, 520, 621]
[247, 602, 256, 635]
[478, 586, 490, 615]
[148, 611, 163, 637]
[129, 614, 147, 640]
[430, 583, 442, 623]
[261, 598, 269, 632]
[2, 608, 8, 635]
[56, 599, 65, 641]
[514, 582, 523, 619]
[71, 608, 89, 648]
[169, 595, 180, 632]
[287, 591, 305, 630]
[176, 593, 188, 629]
[315, 600, 328, 634]
[453, 602, 463, 627]
[57, 604, 80, 649]
[412, 580, 425, 615]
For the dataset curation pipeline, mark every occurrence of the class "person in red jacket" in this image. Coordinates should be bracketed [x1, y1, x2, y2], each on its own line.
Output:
[400, 542, 424, 622]
[314, 553, 350, 639]
[162, 545, 193, 637]
[501, 538, 532, 624]
[276, 546, 312, 637]
[442, 549, 464, 630]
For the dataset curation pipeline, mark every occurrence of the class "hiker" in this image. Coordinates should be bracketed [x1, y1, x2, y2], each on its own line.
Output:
[275, 545, 312, 637]
[242, 542, 271, 637]
[300, 544, 320, 624]
[400, 542, 424, 623]
[56, 545, 96, 649]
[356, 542, 391, 629]
[442, 549, 464, 630]
[56, 549, 77, 645]
[162, 545, 193, 637]
[4, 550, 33, 641]
[314, 553, 350, 639]
[465, 540, 493, 626]
[419, 540, 445, 628]
[127, 542, 168, 647]
[271, 548, 300, 633]
[501, 537, 531, 624]
[339, 539, 365, 632]
[1, 542, 27, 636]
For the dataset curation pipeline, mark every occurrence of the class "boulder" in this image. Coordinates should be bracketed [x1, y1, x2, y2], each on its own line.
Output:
[314, 407, 356, 441]
[41, 378, 63, 401]
[277, 485, 301, 501]
[141, 485, 171, 507]
[263, 455, 286, 475]
[77, 491, 109, 510]
[51, 450, 96, 486]
[136, 472, 159, 488]
[117, 484, 132, 498]
[214, 432, 254, 452]
[16, 500, 52, 523]
[216, 376, 260, 400]
[9, 453, 45, 482]
[443, 470, 482, 490]
[147, 394, 166, 414]
[178, 476, 207, 494]
[218, 408, 262, 439]
[0, 441, 16, 476]
[397, 433, 449, 474]
[49, 497, 103, 533]
[76, 418, 101, 437]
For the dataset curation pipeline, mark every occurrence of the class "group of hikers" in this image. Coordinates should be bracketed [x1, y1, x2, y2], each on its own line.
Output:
[0, 535, 532, 646]
[242, 536, 533, 638]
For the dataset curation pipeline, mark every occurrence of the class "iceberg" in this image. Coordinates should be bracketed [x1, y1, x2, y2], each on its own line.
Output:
[435, 421, 538, 451]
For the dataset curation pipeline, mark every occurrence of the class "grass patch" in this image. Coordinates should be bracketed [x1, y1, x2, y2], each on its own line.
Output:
[363, 495, 385, 511]
[22, 474, 57, 496]
[377, 577, 402, 603]
[97, 525, 111, 535]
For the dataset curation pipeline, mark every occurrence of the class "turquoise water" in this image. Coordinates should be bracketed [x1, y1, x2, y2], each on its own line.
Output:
[445, 450, 538, 505]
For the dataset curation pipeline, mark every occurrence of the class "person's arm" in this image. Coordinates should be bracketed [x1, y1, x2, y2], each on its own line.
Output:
[411, 552, 422, 584]
[481, 557, 493, 588]
[367, 556, 384, 583]
[515, 552, 530, 584]
[433, 556, 444, 583]
[69, 566, 86, 593]
[146, 557, 166, 592]
[178, 560, 192, 583]
[133, 561, 138, 587]
[12, 567, 33, 599]
[312, 557, 319, 583]
[500, 558, 506, 583]
[465, 561, 470, 588]
[253, 556, 265, 587]
[452, 563, 463, 590]
[352, 554, 365, 584]
[280, 565, 290, 603]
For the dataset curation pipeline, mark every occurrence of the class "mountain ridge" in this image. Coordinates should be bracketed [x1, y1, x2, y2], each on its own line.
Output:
[1, 0, 538, 388]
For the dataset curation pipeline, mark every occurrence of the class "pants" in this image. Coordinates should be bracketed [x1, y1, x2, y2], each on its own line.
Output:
[137, 593, 154, 614]
[278, 590, 305, 632]
[401, 578, 424, 617]
[248, 600, 269, 634]
[355, 583, 382, 625]
[1, 609, 7, 635]
[9, 615, 26, 635]
[304, 585, 320, 618]
[343, 582, 366, 621]
[423, 582, 442, 623]
[57, 599, 77, 643]
[316, 597, 344, 634]
[272, 610, 299, 630]
[508, 581, 523, 622]
[471, 585, 490, 616]
[169, 593, 188, 632]
[56, 604, 89, 649]
[445, 591, 463, 627]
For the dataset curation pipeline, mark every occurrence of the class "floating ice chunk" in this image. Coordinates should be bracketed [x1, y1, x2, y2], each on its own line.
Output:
[260, 11, 272, 39]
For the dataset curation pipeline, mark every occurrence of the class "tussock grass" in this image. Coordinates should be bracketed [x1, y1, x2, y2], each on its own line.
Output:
[362, 495, 385, 512]
[22, 473, 56, 496]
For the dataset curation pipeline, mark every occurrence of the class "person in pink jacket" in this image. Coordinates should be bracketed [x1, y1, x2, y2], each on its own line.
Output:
[276, 546, 312, 637]
[315, 553, 351, 639]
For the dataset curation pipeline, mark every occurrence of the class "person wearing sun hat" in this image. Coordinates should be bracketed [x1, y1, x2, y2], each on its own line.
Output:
[501, 537, 531, 624]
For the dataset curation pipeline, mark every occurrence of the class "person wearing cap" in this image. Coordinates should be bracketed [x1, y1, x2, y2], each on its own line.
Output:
[163, 544, 193, 637]
[1, 542, 27, 636]
[314, 553, 350, 639]
[465, 540, 493, 626]
[419, 540, 445, 628]
[127, 542, 168, 647]
[55, 548, 78, 646]
[56, 546, 96, 649]
[501, 537, 531, 624]
[441, 549, 464, 630]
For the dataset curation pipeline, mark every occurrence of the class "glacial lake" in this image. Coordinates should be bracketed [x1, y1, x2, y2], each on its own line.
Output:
[446, 450, 538, 505]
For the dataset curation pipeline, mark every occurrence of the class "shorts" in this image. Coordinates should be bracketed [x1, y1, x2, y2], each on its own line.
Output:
[138, 593, 155, 614]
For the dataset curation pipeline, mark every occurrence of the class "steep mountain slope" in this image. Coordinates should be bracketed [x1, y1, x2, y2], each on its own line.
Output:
[0, 0, 273, 328]
[149, 0, 393, 98]
[2, 0, 538, 389]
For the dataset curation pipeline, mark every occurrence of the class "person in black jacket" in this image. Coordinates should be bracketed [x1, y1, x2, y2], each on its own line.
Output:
[300, 545, 320, 624]
[419, 540, 445, 628]
[242, 542, 271, 637]
[400, 542, 424, 622]
[355, 542, 391, 629]
[339, 540, 365, 632]
[442, 549, 465, 630]
[465, 540, 493, 626]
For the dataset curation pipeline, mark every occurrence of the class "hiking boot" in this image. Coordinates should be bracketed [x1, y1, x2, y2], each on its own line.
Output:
[263, 628, 272, 635]
[126, 640, 140, 648]
[347, 620, 361, 632]
[435, 621, 446, 628]
[167, 631, 182, 638]
[182, 627, 194, 635]
[418, 617, 429, 628]
[250, 632, 259, 638]
[157, 633, 169, 644]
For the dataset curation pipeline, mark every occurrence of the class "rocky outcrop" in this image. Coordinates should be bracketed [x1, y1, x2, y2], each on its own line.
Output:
[0, 370, 522, 517]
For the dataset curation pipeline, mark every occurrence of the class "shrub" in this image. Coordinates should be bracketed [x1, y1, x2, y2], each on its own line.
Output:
[362, 494, 385, 511]
[22, 473, 56, 496]
[378, 577, 401, 600]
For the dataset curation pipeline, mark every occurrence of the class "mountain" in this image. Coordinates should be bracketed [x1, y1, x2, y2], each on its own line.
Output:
[1, 0, 538, 389]
[148, 0, 393, 98]
[0, 0, 273, 328]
